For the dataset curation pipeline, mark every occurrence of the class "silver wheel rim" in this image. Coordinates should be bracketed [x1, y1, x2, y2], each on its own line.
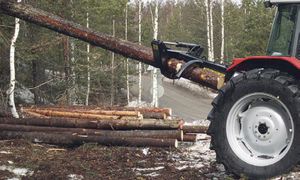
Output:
[226, 93, 294, 166]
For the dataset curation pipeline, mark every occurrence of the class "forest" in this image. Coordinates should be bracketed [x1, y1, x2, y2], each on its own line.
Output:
[0, 0, 274, 110]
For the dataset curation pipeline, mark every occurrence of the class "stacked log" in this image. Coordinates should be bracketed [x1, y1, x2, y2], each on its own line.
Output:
[0, 106, 208, 148]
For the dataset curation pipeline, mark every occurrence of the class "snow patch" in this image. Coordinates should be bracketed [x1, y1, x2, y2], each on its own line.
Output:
[134, 166, 165, 171]
[143, 172, 160, 177]
[142, 148, 150, 156]
[8, 161, 14, 164]
[68, 174, 84, 180]
[0, 151, 12, 154]
[127, 100, 151, 107]
[0, 165, 33, 178]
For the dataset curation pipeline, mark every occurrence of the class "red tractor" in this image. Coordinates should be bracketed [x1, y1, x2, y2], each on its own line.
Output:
[0, 0, 299, 178]
[152, 1, 300, 178]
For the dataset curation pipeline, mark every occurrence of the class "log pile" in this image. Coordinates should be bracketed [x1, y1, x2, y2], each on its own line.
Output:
[0, 106, 208, 148]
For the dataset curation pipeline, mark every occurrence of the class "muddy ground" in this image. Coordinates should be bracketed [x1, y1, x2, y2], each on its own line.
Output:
[0, 134, 300, 180]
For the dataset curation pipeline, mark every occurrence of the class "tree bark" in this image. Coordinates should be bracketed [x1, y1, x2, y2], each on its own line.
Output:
[22, 109, 136, 120]
[0, 131, 178, 148]
[182, 134, 197, 142]
[138, 0, 142, 107]
[23, 107, 142, 117]
[85, 11, 90, 106]
[0, 118, 184, 130]
[0, 124, 183, 140]
[7, 0, 21, 118]
[125, 2, 130, 105]
[0, 0, 224, 90]
[182, 125, 208, 134]
[152, 0, 159, 107]
[111, 19, 116, 106]
[63, 36, 71, 104]
[221, 0, 225, 63]
[27, 106, 173, 116]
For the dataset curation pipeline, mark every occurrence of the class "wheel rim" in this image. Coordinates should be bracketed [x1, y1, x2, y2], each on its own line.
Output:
[226, 93, 294, 166]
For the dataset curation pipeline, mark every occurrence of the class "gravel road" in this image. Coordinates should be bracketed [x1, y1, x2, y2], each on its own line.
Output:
[130, 74, 213, 122]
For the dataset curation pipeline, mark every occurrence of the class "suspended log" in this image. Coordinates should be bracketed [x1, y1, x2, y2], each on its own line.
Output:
[0, 118, 183, 130]
[182, 125, 208, 134]
[0, 131, 178, 148]
[23, 107, 141, 117]
[0, 124, 184, 140]
[182, 134, 197, 142]
[0, 0, 224, 90]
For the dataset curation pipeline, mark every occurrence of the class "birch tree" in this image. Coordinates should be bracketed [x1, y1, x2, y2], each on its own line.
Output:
[110, 19, 116, 106]
[221, 0, 225, 63]
[152, 0, 159, 107]
[209, 0, 215, 60]
[70, 0, 77, 105]
[138, 0, 142, 107]
[125, 2, 130, 105]
[203, 0, 212, 60]
[85, 11, 90, 106]
[7, 0, 22, 118]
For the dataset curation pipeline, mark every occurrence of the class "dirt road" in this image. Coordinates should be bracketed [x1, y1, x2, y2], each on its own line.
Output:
[130, 74, 213, 122]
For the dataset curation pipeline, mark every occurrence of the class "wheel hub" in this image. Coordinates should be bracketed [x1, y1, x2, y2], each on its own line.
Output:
[258, 123, 268, 135]
[226, 93, 294, 166]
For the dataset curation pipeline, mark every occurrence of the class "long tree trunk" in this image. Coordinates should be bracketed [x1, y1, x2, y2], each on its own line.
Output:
[0, 131, 178, 148]
[0, 118, 184, 130]
[0, 0, 225, 90]
[220, 0, 225, 64]
[125, 2, 130, 105]
[85, 11, 90, 106]
[138, 1, 142, 107]
[0, 124, 183, 140]
[110, 19, 116, 106]
[152, 0, 159, 108]
[7, 0, 21, 118]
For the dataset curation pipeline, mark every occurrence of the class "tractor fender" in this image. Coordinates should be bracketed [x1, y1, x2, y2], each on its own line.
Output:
[226, 56, 300, 80]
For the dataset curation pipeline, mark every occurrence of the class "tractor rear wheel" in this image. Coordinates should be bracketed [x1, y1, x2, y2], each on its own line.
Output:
[208, 69, 300, 178]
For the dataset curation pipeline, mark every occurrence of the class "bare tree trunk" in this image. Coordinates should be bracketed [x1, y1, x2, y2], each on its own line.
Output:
[151, 0, 159, 108]
[138, 0, 142, 107]
[220, 0, 225, 64]
[205, 0, 212, 60]
[7, 0, 21, 118]
[209, 0, 214, 60]
[63, 36, 70, 104]
[110, 19, 116, 106]
[85, 11, 90, 106]
[125, 2, 130, 105]
[70, 0, 77, 105]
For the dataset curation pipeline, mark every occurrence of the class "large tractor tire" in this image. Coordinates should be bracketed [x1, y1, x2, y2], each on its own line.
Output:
[208, 69, 300, 178]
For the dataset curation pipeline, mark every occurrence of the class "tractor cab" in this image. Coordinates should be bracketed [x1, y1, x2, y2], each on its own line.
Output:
[266, 1, 300, 58]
